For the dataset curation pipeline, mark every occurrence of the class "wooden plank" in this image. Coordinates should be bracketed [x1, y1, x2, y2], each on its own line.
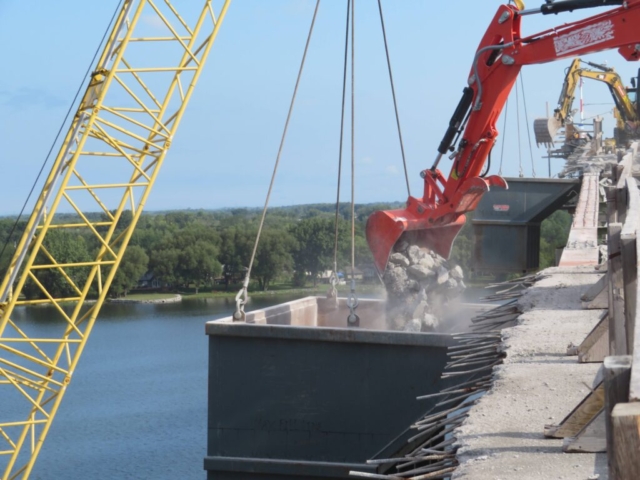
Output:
[560, 172, 601, 267]
[563, 408, 606, 453]
[621, 177, 639, 355]
[631, 197, 640, 401]
[629, 176, 640, 402]
[604, 356, 632, 478]
[608, 165, 622, 224]
[581, 274, 609, 309]
[581, 274, 607, 303]
[611, 402, 640, 480]
[582, 283, 609, 309]
[578, 312, 610, 363]
[620, 234, 637, 355]
[544, 382, 604, 438]
[608, 223, 626, 355]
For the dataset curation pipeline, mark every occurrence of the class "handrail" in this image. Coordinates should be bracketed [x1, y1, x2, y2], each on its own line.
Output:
[626, 174, 640, 400]
[604, 142, 640, 476]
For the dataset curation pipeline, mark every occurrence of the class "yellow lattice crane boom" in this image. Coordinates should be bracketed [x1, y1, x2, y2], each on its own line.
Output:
[0, 1, 230, 478]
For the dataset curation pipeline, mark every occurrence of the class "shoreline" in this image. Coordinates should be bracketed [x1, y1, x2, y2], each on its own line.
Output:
[109, 294, 183, 304]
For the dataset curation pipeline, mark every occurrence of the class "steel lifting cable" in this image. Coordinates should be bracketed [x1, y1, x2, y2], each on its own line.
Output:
[233, 0, 321, 322]
[0, 0, 125, 269]
[515, 79, 524, 178]
[377, 0, 410, 197]
[328, 0, 352, 303]
[347, 0, 360, 327]
[498, 98, 509, 176]
[519, 72, 537, 178]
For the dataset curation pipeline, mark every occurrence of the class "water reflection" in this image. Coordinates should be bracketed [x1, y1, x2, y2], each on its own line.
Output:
[10, 293, 306, 480]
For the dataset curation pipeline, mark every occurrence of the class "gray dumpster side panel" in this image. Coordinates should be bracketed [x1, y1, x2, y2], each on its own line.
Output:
[204, 457, 377, 480]
[206, 326, 453, 478]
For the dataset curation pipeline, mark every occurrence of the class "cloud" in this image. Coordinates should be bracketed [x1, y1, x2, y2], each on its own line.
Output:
[361, 156, 373, 164]
[141, 14, 169, 32]
[284, 0, 315, 16]
[0, 88, 66, 110]
[386, 165, 399, 175]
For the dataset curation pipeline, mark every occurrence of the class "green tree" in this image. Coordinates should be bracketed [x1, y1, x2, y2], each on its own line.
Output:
[177, 241, 221, 294]
[252, 229, 296, 291]
[109, 245, 149, 297]
[23, 231, 92, 300]
[219, 227, 253, 288]
[150, 222, 221, 291]
[149, 247, 180, 287]
[290, 217, 339, 287]
[539, 210, 572, 268]
[450, 215, 474, 272]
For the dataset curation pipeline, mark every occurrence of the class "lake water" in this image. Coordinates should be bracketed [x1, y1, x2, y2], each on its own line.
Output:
[9, 288, 493, 480]
[17, 294, 300, 480]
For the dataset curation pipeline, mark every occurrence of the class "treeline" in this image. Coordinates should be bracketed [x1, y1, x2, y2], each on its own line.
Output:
[0, 204, 571, 298]
[0, 204, 398, 298]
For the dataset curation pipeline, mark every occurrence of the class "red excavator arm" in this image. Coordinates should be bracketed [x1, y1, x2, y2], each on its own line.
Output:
[367, 0, 640, 273]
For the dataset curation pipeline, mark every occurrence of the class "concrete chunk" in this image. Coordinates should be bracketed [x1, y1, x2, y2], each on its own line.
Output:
[451, 265, 464, 280]
[389, 253, 410, 267]
[436, 266, 450, 285]
[407, 245, 427, 265]
[407, 264, 436, 281]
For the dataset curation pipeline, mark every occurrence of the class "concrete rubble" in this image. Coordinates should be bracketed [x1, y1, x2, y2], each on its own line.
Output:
[382, 241, 465, 331]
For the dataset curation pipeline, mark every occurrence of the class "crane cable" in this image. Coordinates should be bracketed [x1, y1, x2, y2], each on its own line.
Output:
[347, 0, 360, 327]
[515, 79, 524, 178]
[233, 0, 321, 322]
[377, 0, 410, 197]
[0, 0, 124, 273]
[520, 72, 537, 178]
[328, 0, 352, 303]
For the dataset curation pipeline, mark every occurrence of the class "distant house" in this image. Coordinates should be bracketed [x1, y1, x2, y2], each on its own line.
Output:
[319, 270, 345, 284]
[360, 265, 378, 283]
[137, 272, 161, 289]
[345, 267, 364, 281]
[319, 270, 332, 283]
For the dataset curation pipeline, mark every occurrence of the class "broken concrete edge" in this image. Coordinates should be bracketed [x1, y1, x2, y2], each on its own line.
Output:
[450, 267, 606, 479]
[355, 277, 535, 479]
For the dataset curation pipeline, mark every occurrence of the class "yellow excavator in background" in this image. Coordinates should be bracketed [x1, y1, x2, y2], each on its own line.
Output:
[534, 58, 640, 148]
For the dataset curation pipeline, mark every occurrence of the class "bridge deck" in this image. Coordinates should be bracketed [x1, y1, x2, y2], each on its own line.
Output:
[559, 172, 601, 267]
[453, 266, 606, 479]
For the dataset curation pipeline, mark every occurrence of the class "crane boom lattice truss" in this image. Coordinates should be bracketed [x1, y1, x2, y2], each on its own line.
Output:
[0, 1, 230, 478]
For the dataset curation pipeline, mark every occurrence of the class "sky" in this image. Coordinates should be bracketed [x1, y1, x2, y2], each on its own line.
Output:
[0, 0, 638, 216]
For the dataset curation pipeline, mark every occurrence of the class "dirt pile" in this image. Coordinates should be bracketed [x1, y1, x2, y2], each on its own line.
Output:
[382, 242, 465, 332]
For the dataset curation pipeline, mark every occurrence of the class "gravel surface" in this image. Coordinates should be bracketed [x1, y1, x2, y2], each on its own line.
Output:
[453, 266, 608, 480]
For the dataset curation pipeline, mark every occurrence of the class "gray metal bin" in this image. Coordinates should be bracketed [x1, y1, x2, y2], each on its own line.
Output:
[205, 296, 457, 479]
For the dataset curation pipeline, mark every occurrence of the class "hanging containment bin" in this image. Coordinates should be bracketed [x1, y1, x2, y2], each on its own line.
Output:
[204, 296, 459, 479]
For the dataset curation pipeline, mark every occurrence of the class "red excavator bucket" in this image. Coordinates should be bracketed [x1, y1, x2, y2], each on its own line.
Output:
[366, 175, 507, 274]
[366, 209, 466, 275]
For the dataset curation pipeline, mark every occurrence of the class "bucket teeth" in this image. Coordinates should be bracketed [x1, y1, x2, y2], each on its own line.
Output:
[534, 117, 561, 148]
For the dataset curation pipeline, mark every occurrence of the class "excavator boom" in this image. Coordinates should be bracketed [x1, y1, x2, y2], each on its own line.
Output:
[533, 58, 581, 146]
[367, 0, 640, 273]
[534, 57, 640, 147]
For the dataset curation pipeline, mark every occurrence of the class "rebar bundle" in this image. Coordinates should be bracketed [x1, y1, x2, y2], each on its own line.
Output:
[350, 273, 545, 479]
